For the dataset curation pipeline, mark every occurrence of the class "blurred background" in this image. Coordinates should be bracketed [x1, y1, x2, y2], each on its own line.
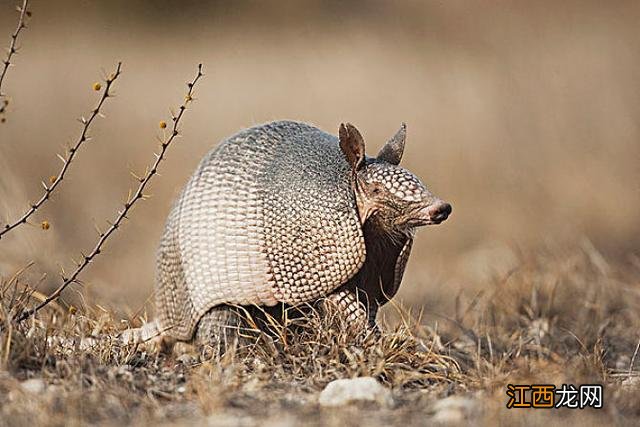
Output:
[0, 0, 638, 318]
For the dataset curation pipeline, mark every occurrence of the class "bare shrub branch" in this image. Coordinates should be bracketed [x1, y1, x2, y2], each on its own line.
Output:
[0, 62, 123, 241]
[0, 0, 30, 121]
[15, 64, 205, 323]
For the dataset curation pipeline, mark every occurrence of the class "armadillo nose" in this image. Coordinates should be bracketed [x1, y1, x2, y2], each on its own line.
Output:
[427, 201, 452, 223]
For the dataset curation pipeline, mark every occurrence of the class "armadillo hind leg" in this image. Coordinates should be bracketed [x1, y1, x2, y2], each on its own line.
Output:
[322, 286, 378, 328]
[194, 305, 259, 353]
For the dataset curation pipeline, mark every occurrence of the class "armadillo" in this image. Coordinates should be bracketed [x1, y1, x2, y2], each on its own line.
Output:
[125, 120, 451, 345]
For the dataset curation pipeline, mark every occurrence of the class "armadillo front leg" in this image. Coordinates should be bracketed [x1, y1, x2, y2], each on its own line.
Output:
[323, 286, 378, 328]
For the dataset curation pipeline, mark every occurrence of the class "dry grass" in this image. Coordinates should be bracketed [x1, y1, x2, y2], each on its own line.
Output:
[1, 245, 639, 426]
[1, 1, 640, 426]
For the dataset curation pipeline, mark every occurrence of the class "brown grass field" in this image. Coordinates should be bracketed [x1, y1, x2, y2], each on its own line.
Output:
[1, 1, 639, 425]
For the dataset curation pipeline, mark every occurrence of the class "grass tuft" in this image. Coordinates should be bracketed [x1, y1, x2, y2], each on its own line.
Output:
[1, 245, 639, 425]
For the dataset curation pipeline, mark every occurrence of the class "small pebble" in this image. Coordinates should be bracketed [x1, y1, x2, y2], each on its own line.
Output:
[318, 377, 393, 407]
[20, 378, 46, 395]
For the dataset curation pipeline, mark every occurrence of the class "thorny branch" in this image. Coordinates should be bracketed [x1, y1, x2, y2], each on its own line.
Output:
[0, 0, 30, 120]
[0, 62, 123, 241]
[15, 64, 204, 323]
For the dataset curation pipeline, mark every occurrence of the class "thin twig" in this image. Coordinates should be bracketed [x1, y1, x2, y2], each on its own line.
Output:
[629, 338, 640, 376]
[0, 62, 123, 241]
[0, 0, 30, 119]
[15, 64, 204, 323]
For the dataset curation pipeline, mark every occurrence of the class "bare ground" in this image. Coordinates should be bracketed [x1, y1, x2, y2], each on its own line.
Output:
[2, 245, 639, 426]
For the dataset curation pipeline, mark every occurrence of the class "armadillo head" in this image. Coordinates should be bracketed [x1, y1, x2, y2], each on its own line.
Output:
[339, 123, 452, 237]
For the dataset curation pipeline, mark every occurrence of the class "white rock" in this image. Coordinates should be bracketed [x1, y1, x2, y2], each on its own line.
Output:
[431, 396, 478, 424]
[20, 378, 46, 395]
[432, 408, 464, 424]
[318, 377, 393, 407]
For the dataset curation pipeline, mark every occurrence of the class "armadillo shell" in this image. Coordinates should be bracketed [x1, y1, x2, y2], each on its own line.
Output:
[156, 121, 366, 340]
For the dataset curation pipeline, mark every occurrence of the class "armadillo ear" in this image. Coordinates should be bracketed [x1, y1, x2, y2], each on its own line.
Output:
[339, 123, 365, 171]
[377, 123, 406, 165]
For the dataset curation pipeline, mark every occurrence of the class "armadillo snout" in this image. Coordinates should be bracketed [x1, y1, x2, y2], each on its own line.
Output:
[426, 201, 452, 224]
[410, 200, 452, 226]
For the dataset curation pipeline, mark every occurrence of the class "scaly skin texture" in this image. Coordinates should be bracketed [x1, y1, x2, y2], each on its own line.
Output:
[138, 120, 451, 347]
[156, 121, 366, 341]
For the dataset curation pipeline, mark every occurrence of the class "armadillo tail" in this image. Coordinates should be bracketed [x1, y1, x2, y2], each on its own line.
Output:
[119, 320, 163, 345]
